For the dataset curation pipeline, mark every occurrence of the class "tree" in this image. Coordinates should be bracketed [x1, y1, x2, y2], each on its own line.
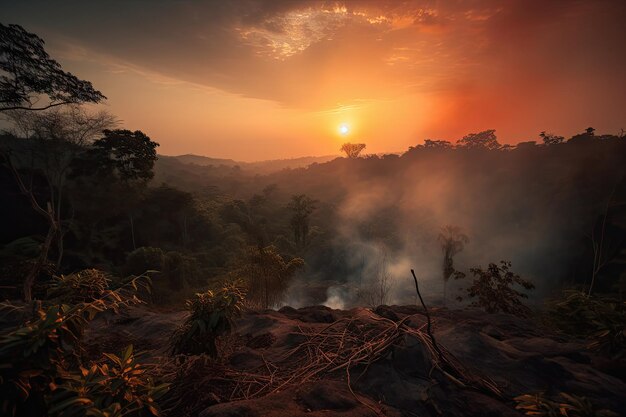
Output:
[0, 23, 105, 112]
[340, 142, 366, 158]
[539, 131, 564, 146]
[89, 129, 159, 182]
[568, 127, 596, 144]
[287, 194, 317, 249]
[82, 129, 159, 250]
[423, 139, 452, 149]
[456, 130, 501, 150]
[235, 245, 304, 308]
[438, 225, 469, 305]
[456, 261, 535, 316]
[0, 107, 116, 300]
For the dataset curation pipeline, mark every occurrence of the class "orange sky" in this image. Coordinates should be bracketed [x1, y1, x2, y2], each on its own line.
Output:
[2, 1, 625, 161]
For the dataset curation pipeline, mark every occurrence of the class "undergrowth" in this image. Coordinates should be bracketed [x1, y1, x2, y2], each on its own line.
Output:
[545, 290, 625, 359]
[0, 272, 168, 417]
[170, 282, 246, 357]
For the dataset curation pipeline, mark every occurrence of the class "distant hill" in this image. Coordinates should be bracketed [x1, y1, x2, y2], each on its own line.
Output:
[161, 153, 338, 174]
[153, 153, 339, 191]
[173, 154, 240, 167]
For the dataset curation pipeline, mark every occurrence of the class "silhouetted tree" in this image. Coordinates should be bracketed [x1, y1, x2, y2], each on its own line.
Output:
[539, 131, 564, 146]
[438, 225, 469, 305]
[288, 194, 317, 249]
[0, 24, 105, 112]
[423, 139, 452, 148]
[89, 130, 159, 182]
[456, 130, 501, 150]
[80, 129, 158, 250]
[340, 142, 366, 158]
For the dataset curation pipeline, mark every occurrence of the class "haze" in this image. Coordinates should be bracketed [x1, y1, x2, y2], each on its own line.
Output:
[2, 0, 625, 160]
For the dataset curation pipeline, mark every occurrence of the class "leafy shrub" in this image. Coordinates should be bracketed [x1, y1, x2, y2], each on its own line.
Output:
[50, 345, 168, 417]
[545, 290, 625, 358]
[170, 283, 246, 357]
[456, 261, 535, 316]
[0, 275, 163, 416]
[46, 269, 111, 303]
[515, 392, 619, 416]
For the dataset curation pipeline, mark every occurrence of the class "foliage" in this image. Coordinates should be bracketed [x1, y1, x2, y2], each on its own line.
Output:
[89, 130, 159, 183]
[545, 290, 625, 358]
[170, 282, 246, 357]
[6, 106, 116, 146]
[123, 247, 201, 299]
[514, 392, 619, 417]
[456, 261, 535, 316]
[456, 129, 501, 150]
[0, 275, 158, 416]
[540, 131, 565, 146]
[423, 139, 452, 148]
[0, 23, 105, 112]
[340, 142, 366, 158]
[49, 345, 168, 417]
[287, 194, 317, 249]
[234, 245, 304, 308]
[46, 269, 111, 304]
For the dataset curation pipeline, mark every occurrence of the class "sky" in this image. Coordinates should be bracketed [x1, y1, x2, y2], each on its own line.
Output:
[1, 0, 625, 161]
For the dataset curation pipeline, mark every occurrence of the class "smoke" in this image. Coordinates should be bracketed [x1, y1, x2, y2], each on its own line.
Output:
[323, 286, 348, 310]
[299, 144, 625, 309]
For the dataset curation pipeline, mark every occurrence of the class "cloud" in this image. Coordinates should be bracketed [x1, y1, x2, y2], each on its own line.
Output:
[1, 0, 625, 111]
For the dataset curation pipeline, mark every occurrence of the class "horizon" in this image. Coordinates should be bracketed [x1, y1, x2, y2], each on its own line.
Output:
[1, 0, 625, 160]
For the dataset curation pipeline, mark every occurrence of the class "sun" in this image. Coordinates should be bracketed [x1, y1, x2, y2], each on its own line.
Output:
[339, 123, 350, 136]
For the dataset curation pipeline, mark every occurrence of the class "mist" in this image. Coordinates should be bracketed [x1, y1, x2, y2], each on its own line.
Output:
[269, 137, 626, 309]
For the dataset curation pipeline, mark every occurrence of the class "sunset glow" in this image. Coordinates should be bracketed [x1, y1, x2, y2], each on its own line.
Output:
[1, 1, 624, 160]
[1, 4, 626, 413]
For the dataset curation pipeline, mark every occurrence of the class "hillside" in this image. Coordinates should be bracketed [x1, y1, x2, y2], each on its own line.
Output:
[85, 304, 626, 417]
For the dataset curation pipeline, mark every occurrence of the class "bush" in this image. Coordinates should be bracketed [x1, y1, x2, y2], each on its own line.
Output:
[545, 290, 625, 358]
[456, 261, 535, 316]
[0, 276, 162, 416]
[170, 282, 246, 357]
[50, 345, 168, 417]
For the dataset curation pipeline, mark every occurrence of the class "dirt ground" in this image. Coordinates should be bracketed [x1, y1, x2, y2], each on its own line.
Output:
[85, 305, 626, 417]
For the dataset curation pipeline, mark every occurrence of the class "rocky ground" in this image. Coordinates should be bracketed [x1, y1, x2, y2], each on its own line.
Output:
[85, 305, 626, 417]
